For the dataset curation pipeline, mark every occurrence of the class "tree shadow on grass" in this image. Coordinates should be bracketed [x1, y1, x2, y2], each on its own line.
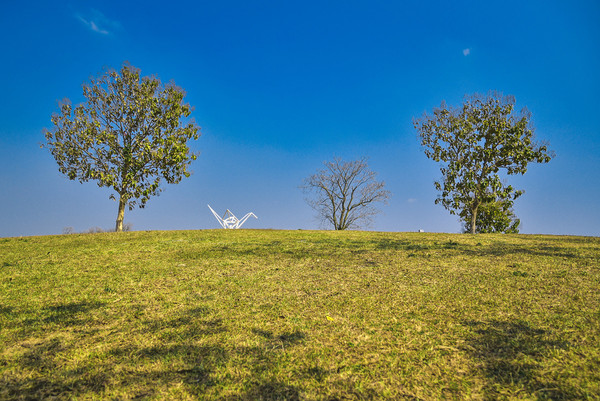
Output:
[230, 380, 301, 401]
[251, 328, 306, 346]
[2, 301, 308, 400]
[373, 239, 460, 252]
[106, 343, 227, 397]
[0, 305, 15, 315]
[218, 329, 306, 401]
[0, 301, 113, 399]
[103, 326, 307, 400]
[371, 237, 591, 260]
[461, 243, 584, 260]
[11, 301, 107, 331]
[42, 301, 107, 326]
[462, 320, 580, 400]
[1, 302, 227, 399]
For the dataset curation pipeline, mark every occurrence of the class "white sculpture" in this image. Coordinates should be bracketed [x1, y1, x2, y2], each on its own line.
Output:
[208, 204, 257, 229]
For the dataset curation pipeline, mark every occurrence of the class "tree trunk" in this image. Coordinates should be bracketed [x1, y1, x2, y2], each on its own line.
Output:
[115, 194, 126, 232]
[470, 206, 478, 234]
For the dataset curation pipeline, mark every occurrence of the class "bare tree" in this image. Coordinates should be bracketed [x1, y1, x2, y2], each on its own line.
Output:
[302, 157, 391, 230]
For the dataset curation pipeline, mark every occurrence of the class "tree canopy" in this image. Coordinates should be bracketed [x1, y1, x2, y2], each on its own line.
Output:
[414, 92, 553, 234]
[302, 157, 390, 230]
[43, 63, 200, 232]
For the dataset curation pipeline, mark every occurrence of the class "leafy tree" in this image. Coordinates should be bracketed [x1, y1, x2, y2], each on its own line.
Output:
[413, 92, 553, 234]
[302, 157, 391, 230]
[461, 199, 520, 234]
[43, 63, 200, 232]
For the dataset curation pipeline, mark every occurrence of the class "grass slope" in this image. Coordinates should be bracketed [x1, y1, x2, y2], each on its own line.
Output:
[1, 230, 599, 400]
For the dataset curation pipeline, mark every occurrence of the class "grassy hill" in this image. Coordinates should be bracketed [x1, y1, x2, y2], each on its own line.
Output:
[1, 230, 599, 400]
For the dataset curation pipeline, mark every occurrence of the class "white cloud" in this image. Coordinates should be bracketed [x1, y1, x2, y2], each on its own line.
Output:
[76, 10, 120, 35]
[78, 17, 109, 34]
[407, 198, 418, 203]
[462, 48, 471, 56]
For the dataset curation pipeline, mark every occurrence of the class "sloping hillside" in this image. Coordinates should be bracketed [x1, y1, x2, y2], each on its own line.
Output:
[1, 230, 598, 400]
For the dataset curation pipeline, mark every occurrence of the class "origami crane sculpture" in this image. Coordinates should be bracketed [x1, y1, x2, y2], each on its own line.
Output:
[208, 205, 257, 229]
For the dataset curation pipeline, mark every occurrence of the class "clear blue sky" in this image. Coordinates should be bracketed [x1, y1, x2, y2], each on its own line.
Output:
[1, 0, 599, 237]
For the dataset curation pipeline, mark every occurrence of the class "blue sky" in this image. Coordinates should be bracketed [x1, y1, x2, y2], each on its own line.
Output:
[1, 0, 599, 237]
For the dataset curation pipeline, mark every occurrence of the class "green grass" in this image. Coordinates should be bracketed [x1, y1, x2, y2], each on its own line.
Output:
[1, 230, 599, 400]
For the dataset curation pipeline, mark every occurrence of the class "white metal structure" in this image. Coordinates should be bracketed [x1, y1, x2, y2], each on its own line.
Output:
[208, 204, 258, 229]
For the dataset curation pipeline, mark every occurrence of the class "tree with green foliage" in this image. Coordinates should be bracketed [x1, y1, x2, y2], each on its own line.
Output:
[414, 92, 553, 234]
[43, 63, 200, 232]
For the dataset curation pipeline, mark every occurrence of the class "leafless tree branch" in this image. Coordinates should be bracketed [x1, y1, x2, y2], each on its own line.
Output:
[301, 157, 391, 230]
